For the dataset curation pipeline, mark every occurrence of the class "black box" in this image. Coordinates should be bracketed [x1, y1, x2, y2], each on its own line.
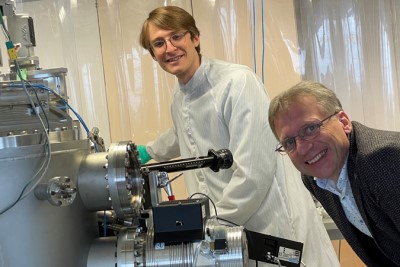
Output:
[245, 230, 303, 267]
[152, 198, 210, 244]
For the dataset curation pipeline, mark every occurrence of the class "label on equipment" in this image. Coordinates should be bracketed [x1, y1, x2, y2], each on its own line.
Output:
[278, 246, 301, 264]
[154, 243, 165, 250]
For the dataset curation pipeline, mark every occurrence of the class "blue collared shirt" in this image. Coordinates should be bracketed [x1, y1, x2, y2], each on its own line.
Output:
[315, 159, 372, 237]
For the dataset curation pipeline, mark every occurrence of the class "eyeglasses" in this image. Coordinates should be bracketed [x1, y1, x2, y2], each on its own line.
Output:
[150, 31, 189, 53]
[275, 111, 339, 155]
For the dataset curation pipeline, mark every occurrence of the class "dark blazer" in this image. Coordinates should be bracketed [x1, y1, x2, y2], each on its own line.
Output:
[302, 121, 400, 267]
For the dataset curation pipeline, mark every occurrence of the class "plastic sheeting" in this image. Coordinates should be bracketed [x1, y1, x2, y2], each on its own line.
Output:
[97, 0, 300, 200]
[295, 0, 400, 131]
[6, 0, 399, 197]
[5, 0, 399, 150]
[97, 0, 300, 146]
[2, 0, 394, 264]
[1, 0, 301, 149]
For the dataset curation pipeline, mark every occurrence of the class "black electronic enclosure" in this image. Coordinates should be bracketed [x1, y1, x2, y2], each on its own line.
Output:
[245, 230, 303, 267]
[152, 198, 210, 244]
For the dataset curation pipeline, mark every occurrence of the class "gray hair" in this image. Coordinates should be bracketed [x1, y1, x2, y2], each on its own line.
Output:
[268, 81, 343, 139]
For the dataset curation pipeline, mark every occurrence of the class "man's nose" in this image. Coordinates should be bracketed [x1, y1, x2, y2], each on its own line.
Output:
[295, 138, 313, 155]
[165, 39, 177, 52]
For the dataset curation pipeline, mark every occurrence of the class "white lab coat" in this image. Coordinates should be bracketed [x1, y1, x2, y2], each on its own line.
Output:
[147, 57, 339, 267]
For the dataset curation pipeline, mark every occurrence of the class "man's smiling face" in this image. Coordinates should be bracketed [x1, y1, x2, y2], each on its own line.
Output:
[148, 23, 200, 84]
[274, 95, 352, 180]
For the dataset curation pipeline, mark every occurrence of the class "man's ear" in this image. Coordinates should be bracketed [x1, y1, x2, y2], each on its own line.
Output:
[337, 111, 352, 133]
[193, 33, 200, 47]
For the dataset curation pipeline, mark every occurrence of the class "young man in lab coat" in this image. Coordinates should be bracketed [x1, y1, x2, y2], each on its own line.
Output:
[138, 6, 339, 266]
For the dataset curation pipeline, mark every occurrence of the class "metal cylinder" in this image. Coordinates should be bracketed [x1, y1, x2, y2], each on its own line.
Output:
[0, 138, 99, 267]
[216, 226, 248, 267]
[145, 228, 194, 267]
[78, 141, 145, 219]
[86, 218, 248, 267]
[87, 237, 118, 267]
[78, 151, 112, 211]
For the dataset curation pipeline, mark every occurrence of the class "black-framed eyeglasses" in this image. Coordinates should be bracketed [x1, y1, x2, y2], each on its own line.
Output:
[275, 111, 339, 155]
[151, 31, 190, 53]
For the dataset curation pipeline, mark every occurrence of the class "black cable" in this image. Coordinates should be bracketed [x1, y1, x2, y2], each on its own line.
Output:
[26, 86, 50, 134]
[0, 9, 11, 41]
[217, 217, 239, 227]
[189, 192, 241, 228]
[0, 139, 50, 215]
[15, 64, 50, 133]
[189, 192, 218, 218]
[0, 62, 52, 215]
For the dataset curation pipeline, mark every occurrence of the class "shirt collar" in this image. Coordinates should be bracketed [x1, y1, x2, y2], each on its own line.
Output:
[315, 155, 349, 198]
[179, 55, 208, 94]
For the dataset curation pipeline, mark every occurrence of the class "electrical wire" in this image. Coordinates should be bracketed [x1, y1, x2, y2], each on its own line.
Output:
[189, 191, 296, 266]
[0, 64, 91, 214]
[261, 0, 265, 83]
[252, 0, 257, 73]
[18, 80, 50, 133]
[189, 192, 240, 227]
[217, 216, 239, 227]
[0, 3, 90, 216]
[0, 9, 10, 41]
[8, 82, 90, 134]
[250, 0, 266, 82]
[0, 139, 50, 215]
[0, 74, 91, 215]
[13, 61, 52, 200]
[1, 76, 94, 214]
[0, 6, 51, 215]
[189, 192, 218, 218]
[103, 210, 107, 237]
[2, 17, 87, 134]
[31, 84, 89, 133]
[0, 62, 52, 215]
[1, 25, 10, 42]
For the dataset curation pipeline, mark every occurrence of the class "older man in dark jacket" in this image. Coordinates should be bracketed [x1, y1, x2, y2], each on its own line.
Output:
[268, 81, 400, 267]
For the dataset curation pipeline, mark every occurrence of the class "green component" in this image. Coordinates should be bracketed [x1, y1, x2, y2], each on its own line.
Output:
[137, 145, 152, 164]
[16, 68, 27, 81]
[6, 40, 14, 49]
